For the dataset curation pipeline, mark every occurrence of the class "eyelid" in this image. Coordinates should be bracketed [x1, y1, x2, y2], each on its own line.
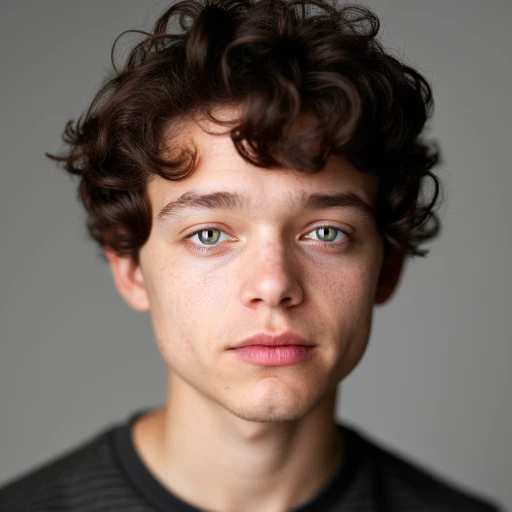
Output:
[301, 224, 352, 239]
[185, 226, 236, 247]
[184, 223, 231, 238]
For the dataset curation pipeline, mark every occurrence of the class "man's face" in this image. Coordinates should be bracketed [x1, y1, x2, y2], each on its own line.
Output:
[132, 114, 386, 422]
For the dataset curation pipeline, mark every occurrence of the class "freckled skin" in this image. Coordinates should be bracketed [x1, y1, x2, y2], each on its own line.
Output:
[134, 114, 385, 424]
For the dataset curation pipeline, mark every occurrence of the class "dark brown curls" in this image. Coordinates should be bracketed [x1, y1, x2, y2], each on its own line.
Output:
[48, 0, 442, 264]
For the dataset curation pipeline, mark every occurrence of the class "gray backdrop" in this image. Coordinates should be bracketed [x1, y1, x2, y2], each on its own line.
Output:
[1, 1, 510, 510]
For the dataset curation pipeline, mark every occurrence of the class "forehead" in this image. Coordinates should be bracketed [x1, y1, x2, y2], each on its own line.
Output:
[148, 110, 378, 211]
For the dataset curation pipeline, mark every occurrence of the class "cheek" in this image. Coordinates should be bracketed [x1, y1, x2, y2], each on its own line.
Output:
[308, 253, 380, 320]
[304, 258, 380, 372]
[340, 269, 380, 372]
[145, 257, 235, 361]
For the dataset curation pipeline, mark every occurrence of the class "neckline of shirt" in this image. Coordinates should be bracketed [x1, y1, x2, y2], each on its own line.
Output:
[109, 409, 365, 512]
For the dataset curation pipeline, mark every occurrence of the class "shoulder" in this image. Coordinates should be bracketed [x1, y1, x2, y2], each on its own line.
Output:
[345, 423, 502, 512]
[0, 427, 120, 512]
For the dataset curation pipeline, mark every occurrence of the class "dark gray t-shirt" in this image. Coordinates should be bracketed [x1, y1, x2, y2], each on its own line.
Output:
[0, 411, 501, 511]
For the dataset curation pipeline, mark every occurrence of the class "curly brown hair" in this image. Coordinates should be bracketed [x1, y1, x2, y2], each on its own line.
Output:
[48, 0, 442, 265]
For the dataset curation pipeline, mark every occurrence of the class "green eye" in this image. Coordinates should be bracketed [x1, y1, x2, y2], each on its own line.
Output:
[304, 227, 345, 243]
[196, 229, 222, 245]
[316, 227, 339, 242]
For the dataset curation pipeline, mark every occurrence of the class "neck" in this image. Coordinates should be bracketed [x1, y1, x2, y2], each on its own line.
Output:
[132, 372, 344, 512]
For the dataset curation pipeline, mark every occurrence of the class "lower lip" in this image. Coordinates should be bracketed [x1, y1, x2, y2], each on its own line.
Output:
[230, 345, 315, 366]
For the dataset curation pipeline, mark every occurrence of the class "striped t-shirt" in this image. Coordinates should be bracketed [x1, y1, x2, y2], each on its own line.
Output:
[0, 411, 501, 511]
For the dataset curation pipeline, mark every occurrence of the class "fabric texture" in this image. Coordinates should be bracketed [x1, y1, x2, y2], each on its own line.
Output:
[0, 411, 501, 512]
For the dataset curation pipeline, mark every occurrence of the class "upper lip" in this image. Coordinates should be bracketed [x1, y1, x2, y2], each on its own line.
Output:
[231, 332, 314, 349]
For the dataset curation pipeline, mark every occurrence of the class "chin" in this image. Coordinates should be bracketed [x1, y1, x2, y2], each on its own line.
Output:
[231, 409, 308, 423]
[224, 378, 319, 423]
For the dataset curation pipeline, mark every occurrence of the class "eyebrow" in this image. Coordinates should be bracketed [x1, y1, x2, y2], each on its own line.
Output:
[156, 191, 243, 223]
[156, 190, 375, 223]
[303, 192, 375, 219]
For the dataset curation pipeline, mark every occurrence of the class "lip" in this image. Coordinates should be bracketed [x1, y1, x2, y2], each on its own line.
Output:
[231, 332, 315, 349]
[229, 332, 316, 367]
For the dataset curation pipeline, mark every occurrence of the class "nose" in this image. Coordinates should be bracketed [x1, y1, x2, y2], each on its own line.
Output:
[239, 240, 304, 309]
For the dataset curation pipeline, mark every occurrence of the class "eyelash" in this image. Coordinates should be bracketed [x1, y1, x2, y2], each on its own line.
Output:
[184, 226, 352, 254]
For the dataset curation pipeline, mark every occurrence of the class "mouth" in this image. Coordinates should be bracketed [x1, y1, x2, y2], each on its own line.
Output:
[229, 332, 316, 367]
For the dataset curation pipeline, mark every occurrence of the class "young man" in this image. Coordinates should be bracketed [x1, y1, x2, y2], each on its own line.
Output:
[0, 0, 501, 511]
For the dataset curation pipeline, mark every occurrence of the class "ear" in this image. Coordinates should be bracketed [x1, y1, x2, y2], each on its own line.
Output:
[105, 248, 150, 311]
[374, 246, 406, 305]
